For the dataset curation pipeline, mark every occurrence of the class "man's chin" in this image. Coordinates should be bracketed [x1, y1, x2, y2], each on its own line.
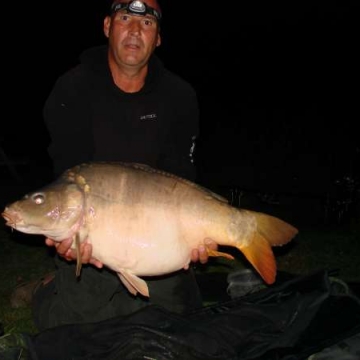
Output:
[122, 56, 148, 68]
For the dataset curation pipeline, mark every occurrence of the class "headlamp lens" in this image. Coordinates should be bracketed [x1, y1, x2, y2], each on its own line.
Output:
[111, 1, 162, 22]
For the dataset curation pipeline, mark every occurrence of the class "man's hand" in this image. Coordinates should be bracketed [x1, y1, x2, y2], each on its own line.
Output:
[45, 238, 103, 269]
[184, 238, 218, 270]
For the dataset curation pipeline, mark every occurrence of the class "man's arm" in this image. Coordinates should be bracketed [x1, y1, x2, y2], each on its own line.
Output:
[44, 67, 94, 176]
[159, 85, 199, 181]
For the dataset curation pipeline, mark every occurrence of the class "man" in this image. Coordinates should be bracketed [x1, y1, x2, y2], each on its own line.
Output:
[32, 0, 217, 331]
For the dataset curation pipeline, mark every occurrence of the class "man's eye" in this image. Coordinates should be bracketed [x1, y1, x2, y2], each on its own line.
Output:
[119, 14, 130, 21]
[142, 19, 154, 27]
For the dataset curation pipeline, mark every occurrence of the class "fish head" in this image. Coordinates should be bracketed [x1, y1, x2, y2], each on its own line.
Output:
[1, 181, 85, 241]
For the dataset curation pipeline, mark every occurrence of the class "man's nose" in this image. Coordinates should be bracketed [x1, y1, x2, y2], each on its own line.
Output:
[129, 18, 141, 34]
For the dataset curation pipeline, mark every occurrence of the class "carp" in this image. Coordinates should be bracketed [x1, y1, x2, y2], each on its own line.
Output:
[2, 162, 298, 297]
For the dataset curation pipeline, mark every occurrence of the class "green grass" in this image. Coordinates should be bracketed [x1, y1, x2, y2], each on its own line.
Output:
[0, 219, 359, 335]
[0, 226, 55, 334]
[276, 224, 360, 282]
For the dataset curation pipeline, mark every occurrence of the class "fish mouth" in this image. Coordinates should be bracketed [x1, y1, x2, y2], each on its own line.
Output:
[1, 210, 22, 228]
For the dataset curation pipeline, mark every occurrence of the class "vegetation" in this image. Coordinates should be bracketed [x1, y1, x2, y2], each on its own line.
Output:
[0, 227, 54, 334]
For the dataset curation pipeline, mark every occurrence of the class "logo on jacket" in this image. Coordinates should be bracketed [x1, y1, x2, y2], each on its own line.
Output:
[140, 114, 157, 120]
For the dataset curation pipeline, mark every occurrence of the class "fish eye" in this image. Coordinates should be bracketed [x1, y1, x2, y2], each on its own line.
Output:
[32, 193, 45, 205]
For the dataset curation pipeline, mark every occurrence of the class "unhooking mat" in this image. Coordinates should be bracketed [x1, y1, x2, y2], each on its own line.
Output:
[16, 269, 359, 360]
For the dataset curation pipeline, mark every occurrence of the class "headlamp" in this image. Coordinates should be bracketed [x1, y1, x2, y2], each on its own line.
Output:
[111, 1, 162, 22]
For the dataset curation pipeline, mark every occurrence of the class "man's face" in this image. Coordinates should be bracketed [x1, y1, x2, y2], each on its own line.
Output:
[104, 1, 161, 69]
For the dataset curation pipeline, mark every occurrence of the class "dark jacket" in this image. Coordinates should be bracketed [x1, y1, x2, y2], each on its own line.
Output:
[44, 45, 199, 180]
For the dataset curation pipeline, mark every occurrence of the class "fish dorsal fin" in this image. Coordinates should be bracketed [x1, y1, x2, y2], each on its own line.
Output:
[123, 162, 229, 203]
[118, 270, 150, 297]
[124, 162, 154, 172]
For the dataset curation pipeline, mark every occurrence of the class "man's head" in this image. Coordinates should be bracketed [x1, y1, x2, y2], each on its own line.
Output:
[104, 0, 162, 72]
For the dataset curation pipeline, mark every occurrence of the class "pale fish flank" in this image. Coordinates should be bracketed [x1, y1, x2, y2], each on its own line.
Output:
[2, 162, 298, 297]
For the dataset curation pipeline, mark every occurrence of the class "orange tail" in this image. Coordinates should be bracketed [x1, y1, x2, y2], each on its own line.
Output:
[238, 232, 278, 284]
[254, 212, 298, 247]
[238, 211, 298, 284]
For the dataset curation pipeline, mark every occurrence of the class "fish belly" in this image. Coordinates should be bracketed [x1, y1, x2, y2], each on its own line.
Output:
[86, 204, 192, 276]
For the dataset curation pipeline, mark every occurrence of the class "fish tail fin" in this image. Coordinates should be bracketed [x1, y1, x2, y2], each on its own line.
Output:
[254, 211, 299, 247]
[237, 232, 278, 284]
[236, 211, 298, 284]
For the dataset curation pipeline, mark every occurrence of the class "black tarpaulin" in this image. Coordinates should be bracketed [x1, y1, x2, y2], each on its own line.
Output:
[25, 270, 360, 360]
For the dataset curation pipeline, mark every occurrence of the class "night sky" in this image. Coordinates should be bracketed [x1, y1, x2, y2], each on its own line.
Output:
[2, 0, 359, 198]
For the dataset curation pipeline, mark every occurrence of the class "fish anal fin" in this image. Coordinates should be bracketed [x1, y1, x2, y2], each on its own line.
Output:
[118, 270, 149, 298]
[207, 248, 235, 260]
[238, 232, 277, 285]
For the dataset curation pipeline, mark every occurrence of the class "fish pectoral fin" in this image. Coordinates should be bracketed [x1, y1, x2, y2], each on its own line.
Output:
[75, 233, 82, 277]
[206, 248, 234, 260]
[118, 270, 149, 298]
[238, 231, 277, 285]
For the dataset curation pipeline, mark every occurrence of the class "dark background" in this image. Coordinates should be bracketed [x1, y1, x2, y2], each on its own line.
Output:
[1, 0, 359, 223]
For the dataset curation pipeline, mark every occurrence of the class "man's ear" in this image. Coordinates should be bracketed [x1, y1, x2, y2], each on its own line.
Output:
[103, 16, 111, 38]
[156, 33, 161, 47]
